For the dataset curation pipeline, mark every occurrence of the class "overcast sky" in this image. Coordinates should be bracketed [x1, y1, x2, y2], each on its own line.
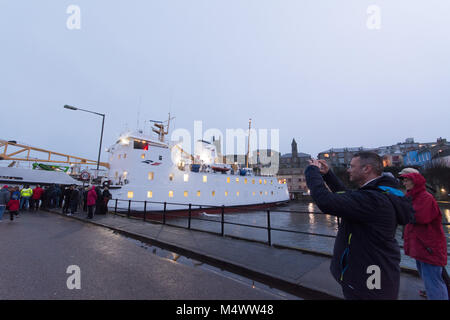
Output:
[1, 0, 449, 162]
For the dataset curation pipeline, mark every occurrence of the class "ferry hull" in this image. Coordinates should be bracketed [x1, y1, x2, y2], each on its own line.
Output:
[109, 200, 290, 220]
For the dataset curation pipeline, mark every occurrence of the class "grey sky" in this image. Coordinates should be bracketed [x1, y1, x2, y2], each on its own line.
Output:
[1, 0, 449, 162]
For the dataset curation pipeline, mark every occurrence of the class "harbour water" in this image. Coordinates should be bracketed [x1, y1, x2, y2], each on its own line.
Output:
[164, 201, 450, 273]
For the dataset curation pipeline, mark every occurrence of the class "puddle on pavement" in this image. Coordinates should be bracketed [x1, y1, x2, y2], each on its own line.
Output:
[114, 231, 300, 300]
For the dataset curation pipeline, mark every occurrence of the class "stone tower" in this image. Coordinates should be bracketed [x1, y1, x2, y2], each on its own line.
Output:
[292, 138, 298, 158]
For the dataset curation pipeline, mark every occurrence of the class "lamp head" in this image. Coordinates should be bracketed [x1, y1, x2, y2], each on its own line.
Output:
[64, 105, 78, 110]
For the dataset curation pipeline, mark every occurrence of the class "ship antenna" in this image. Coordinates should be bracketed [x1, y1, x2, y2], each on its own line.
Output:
[246, 118, 252, 168]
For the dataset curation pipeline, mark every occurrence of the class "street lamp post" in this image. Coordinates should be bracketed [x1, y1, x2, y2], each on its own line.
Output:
[64, 105, 105, 177]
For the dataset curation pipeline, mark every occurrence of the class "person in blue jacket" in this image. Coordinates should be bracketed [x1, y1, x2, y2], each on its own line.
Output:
[305, 152, 413, 300]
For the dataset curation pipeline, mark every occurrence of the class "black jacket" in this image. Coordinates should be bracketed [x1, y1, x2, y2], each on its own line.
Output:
[305, 166, 413, 299]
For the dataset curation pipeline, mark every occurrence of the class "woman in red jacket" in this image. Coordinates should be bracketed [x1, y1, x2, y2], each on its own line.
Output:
[401, 172, 448, 300]
[87, 186, 97, 219]
[7, 187, 21, 221]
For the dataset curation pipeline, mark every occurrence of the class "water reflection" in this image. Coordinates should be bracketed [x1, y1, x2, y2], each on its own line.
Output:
[308, 214, 315, 225]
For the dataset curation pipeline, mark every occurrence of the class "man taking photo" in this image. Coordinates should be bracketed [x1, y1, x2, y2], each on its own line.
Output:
[305, 152, 413, 299]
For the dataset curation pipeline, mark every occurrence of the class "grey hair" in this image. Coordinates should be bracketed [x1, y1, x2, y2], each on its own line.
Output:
[352, 152, 383, 175]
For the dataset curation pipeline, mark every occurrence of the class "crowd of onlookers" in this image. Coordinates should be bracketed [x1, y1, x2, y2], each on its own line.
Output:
[0, 183, 112, 221]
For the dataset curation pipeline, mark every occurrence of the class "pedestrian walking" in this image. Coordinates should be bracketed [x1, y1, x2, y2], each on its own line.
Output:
[41, 186, 49, 209]
[8, 187, 20, 221]
[62, 185, 72, 214]
[82, 186, 88, 212]
[400, 172, 448, 300]
[0, 185, 11, 222]
[101, 187, 112, 215]
[94, 186, 103, 215]
[56, 185, 63, 208]
[305, 152, 414, 300]
[20, 184, 33, 210]
[69, 185, 80, 215]
[31, 184, 44, 211]
[87, 186, 97, 219]
[47, 184, 56, 208]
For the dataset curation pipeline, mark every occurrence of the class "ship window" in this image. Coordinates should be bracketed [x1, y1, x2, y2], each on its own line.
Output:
[169, 191, 174, 198]
[265, 191, 268, 195]
[236, 178, 239, 183]
[271, 191, 274, 195]
[127, 191, 134, 199]
[236, 191, 240, 196]
[184, 174, 189, 182]
[252, 191, 255, 196]
[118, 154, 121, 159]
[226, 177, 230, 183]
[225, 191, 228, 196]
[141, 154, 145, 159]
[271, 180, 273, 184]
[259, 179, 262, 184]
[203, 175, 207, 183]
[252, 179, 255, 184]
[184, 191, 188, 197]
[260, 191, 263, 196]
[115, 172, 118, 179]
[244, 178, 247, 184]
[264, 179, 267, 184]
[169, 174, 174, 181]
[148, 172, 154, 180]
[147, 191, 153, 198]
[197, 191, 201, 197]
[134, 140, 149, 150]
[124, 153, 127, 159]
[212, 191, 215, 196]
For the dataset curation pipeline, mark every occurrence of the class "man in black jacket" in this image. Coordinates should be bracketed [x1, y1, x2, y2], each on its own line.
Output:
[305, 152, 413, 299]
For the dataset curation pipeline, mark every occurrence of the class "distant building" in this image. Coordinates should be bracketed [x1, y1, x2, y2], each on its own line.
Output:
[277, 139, 311, 193]
[318, 146, 371, 168]
[432, 148, 450, 167]
[318, 137, 450, 169]
[403, 138, 450, 168]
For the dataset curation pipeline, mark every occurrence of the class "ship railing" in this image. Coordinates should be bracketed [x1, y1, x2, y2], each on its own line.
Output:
[108, 198, 450, 251]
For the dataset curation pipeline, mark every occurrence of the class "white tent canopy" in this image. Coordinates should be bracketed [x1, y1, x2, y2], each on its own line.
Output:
[0, 167, 82, 186]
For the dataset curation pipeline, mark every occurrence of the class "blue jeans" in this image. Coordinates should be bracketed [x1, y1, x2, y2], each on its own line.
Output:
[416, 260, 449, 300]
[20, 197, 30, 209]
[0, 205, 5, 220]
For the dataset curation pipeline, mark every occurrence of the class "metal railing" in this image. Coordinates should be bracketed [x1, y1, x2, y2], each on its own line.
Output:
[109, 198, 450, 248]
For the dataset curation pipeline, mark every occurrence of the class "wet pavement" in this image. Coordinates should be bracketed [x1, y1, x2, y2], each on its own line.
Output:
[0, 211, 290, 300]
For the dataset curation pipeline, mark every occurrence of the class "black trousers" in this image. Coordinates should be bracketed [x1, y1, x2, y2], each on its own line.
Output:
[30, 199, 39, 210]
[88, 205, 94, 218]
[70, 201, 79, 214]
[63, 199, 71, 213]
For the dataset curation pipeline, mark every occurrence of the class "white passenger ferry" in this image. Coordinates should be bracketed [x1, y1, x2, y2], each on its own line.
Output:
[105, 120, 289, 213]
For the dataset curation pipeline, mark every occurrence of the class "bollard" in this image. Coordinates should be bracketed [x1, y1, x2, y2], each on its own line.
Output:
[267, 209, 271, 246]
[127, 200, 131, 218]
[144, 201, 147, 222]
[221, 205, 225, 236]
[163, 202, 167, 225]
[188, 204, 192, 229]
[114, 199, 118, 215]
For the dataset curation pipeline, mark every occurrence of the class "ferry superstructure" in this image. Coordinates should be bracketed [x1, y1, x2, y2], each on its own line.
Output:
[106, 122, 289, 211]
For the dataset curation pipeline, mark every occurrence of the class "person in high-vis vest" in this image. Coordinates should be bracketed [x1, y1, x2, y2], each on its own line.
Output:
[20, 185, 33, 210]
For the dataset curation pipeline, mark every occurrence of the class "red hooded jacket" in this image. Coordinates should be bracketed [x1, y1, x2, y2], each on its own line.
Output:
[402, 173, 447, 266]
[32, 186, 44, 200]
[87, 186, 97, 206]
